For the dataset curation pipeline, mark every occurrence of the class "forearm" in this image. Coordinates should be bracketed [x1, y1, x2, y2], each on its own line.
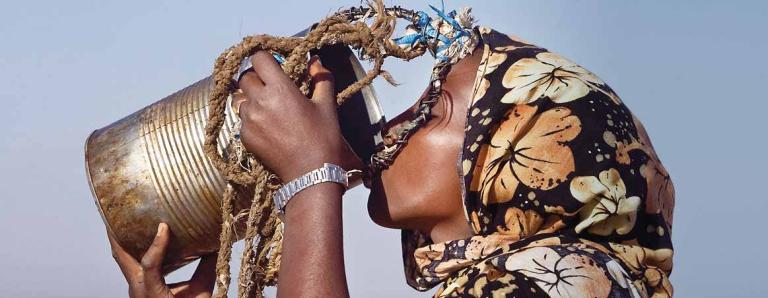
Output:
[277, 182, 349, 297]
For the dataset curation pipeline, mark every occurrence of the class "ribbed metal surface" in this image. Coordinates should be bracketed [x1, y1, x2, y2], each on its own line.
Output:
[85, 76, 241, 273]
[85, 44, 385, 274]
[138, 78, 234, 243]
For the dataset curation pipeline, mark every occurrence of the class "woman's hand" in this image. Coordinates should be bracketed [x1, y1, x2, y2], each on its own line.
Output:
[236, 51, 352, 297]
[235, 52, 357, 182]
[109, 223, 217, 298]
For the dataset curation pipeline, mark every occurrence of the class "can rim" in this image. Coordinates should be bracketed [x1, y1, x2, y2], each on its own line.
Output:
[84, 129, 116, 238]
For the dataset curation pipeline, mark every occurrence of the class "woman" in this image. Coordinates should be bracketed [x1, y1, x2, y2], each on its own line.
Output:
[108, 25, 674, 297]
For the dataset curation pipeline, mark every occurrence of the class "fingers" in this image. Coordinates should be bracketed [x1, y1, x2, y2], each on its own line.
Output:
[308, 55, 336, 108]
[231, 91, 249, 117]
[251, 51, 291, 85]
[168, 253, 218, 297]
[139, 223, 171, 290]
[108, 232, 142, 283]
[190, 253, 218, 292]
[238, 51, 291, 111]
[239, 70, 264, 98]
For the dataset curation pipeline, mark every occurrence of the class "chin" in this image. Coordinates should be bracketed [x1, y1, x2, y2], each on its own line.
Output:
[365, 174, 399, 229]
[366, 191, 399, 229]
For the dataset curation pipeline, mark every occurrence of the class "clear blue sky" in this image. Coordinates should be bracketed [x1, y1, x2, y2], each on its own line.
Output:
[1, 1, 766, 297]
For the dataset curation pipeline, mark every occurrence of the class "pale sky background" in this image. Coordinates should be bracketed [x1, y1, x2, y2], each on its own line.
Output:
[1, 1, 766, 297]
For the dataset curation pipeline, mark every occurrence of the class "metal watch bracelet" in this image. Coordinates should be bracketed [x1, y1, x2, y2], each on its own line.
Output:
[273, 163, 349, 216]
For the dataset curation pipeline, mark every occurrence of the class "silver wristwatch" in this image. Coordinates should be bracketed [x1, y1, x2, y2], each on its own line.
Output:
[273, 163, 349, 216]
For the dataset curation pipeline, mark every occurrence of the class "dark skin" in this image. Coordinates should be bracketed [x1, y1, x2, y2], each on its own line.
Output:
[369, 48, 481, 243]
[107, 223, 217, 298]
[109, 46, 483, 297]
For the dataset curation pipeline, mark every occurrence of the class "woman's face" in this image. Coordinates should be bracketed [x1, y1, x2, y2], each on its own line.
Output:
[365, 51, 482, 232]
[366, 103, 464, 230]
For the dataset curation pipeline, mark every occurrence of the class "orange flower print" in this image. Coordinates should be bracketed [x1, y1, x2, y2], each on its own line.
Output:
[633, 114, 675, 228]
[471, 50, 507, 103]
[501, 52, 620, 105]
[570, 168, 641, 236]
[641, 160, 675, 229]
[472, 105, 581, 204]
[504, 247, 611, 298]
[496, 208, 544, 237]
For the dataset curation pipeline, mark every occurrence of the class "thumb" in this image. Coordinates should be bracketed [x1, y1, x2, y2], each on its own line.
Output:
[308, 55, 336, 108]
[140, 223, 171, 293]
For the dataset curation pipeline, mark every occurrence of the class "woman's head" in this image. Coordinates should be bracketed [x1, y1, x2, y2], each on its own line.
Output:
[365, 47, 484, 235]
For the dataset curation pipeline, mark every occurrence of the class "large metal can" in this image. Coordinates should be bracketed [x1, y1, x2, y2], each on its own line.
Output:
[85, 42, 384, 273]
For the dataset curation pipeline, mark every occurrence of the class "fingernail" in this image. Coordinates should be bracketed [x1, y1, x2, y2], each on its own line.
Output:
[157, 223, 166, 235]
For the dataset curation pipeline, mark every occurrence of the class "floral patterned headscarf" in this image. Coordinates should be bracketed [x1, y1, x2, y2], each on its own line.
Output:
[402, 27, 675, 297]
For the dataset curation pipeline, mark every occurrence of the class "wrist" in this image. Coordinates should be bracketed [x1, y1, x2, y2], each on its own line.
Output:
[283, 182, 344, 217]
[277, 142, 352, 182]
[278, 157, 341, 183]
[273, 163, 350, 218]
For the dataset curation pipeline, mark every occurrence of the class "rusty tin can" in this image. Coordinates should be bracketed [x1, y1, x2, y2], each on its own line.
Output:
[85, 42, 384, 273]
